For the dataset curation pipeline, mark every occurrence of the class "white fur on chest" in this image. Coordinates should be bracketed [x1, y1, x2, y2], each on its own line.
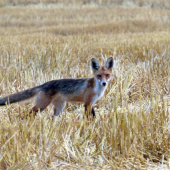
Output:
[92, 84, 107, 105]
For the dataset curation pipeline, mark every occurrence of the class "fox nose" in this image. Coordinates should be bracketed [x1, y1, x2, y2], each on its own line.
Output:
[102, 82, 106, 86]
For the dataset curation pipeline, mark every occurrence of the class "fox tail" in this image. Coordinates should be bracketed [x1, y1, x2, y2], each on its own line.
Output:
[0, 86, 41, 106]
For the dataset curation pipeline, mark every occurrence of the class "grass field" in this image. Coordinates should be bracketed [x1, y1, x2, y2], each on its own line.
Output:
[0, 0, 170, 169]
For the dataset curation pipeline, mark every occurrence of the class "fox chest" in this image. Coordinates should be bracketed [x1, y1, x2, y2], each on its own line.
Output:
[91, 87, 106, 105]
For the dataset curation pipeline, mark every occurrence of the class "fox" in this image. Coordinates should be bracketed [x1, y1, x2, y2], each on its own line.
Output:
[0, 57, 113, 119]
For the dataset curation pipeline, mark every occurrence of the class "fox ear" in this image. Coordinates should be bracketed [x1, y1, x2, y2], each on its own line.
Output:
[91, 58, 100, 71]
[105, 57, 114, 70]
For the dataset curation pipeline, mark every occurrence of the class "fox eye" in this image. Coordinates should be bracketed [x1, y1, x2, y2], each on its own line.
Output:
[97, 75, 102, 78]
[106, 74, 110, 78]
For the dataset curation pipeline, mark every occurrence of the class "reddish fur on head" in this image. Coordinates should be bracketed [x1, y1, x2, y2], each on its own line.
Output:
[94, 66, 112, 83]
[91, 57, 113, 86]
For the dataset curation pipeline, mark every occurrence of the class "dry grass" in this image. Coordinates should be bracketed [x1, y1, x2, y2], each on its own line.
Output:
[1, 0, 170, 10]
[0, 1, 170, 169]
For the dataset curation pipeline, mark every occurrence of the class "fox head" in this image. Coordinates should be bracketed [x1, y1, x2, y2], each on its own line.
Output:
[91, 57, 113, 87]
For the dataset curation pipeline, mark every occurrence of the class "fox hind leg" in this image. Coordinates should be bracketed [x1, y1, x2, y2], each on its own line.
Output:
[29, 92, 52, 117]
[52, 99, 66, 118]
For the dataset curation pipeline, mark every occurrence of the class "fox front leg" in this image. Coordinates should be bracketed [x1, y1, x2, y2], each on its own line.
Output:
[91, 107, 96, 118]
[84, 104, 96, 118]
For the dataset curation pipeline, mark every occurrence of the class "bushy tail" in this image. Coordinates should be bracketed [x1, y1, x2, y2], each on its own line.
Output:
[0, 86, 41, 106]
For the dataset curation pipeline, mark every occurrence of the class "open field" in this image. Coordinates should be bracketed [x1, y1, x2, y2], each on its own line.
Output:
[0, 1, 170, 169]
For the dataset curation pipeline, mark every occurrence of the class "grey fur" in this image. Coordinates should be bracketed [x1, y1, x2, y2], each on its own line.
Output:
[0, 86, 41, 106]
[0, 78, 92, 106]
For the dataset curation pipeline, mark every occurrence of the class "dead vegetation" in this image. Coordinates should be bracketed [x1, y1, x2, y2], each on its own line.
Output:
[0, 1, 170, 169]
